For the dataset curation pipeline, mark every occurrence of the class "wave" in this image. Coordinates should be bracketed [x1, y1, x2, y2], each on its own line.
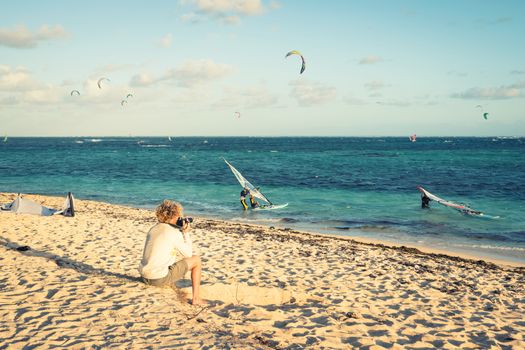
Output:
[312, 218, 405, 227]
[141, 144, 170, 148]
[230, 217, 284, 224]
[451, 243, 525, 252]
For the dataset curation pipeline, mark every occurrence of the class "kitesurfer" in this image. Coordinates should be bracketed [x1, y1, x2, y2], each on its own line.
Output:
[421, 194, 430, 208]
[240, 187, 250, 210]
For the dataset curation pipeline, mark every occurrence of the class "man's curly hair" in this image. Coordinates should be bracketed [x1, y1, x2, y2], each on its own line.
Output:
[155, 200, 183, 223]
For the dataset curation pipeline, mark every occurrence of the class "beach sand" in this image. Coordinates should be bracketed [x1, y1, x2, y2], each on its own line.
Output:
[1, 193, 524, 349]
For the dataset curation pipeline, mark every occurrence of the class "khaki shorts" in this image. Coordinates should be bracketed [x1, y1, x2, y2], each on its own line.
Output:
[143, 259, 189, 288]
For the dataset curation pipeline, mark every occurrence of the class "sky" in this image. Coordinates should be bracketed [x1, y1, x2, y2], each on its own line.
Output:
[1, 0, 524, 137]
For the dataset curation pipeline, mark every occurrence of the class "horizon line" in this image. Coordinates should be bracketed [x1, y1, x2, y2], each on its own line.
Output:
[3, 135, 524, 138]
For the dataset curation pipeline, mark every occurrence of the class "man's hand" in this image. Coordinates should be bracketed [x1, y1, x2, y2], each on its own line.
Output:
[181, 220, 191, 233]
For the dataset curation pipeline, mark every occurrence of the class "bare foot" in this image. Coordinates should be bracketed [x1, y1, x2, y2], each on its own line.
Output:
[191, 298, 208, 306]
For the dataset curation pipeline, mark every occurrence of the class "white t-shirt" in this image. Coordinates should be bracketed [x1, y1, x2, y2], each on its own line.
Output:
[138, 223, 193, 279]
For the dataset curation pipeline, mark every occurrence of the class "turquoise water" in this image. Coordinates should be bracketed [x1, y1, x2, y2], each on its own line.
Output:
[1, 137, 524, 263]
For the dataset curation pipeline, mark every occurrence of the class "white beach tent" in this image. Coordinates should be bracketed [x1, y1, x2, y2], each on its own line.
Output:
[1, 192, 75, 217]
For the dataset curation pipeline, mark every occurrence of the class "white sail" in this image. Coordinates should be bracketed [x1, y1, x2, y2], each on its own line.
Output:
[417, 186, 467, 210]
[224, 158, 272, 205]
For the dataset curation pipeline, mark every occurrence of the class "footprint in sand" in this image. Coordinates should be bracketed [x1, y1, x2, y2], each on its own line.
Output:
[181, 283, 307, 306]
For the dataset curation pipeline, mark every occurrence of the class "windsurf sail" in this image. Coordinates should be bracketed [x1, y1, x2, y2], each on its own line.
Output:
[224, 158, 273, 205]
[417, 186, 486, 216]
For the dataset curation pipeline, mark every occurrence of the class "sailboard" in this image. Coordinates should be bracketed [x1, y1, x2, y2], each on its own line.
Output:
[224, 158, 288, 210]
[252, 203, 289, 211]
[417, 186, 495, 218]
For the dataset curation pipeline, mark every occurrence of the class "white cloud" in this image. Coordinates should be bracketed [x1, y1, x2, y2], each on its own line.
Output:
[510, 70, 525, 75]
[130, 59, 233, 88]
[0, 24, 69, 48]
[289, 79, 336, 107]
[0, 65, 138, 108]
[221, 15, 241, 25]
[130, 73, 156, 87]
[0, 65, 65, 106]
[172, 59, 233, 87]
[451, 82, 525, 100]
[214, 85, 278, 109]
[180, 12, 203, 24]
[180, 0, 270, 24]
[0, 65, 43, 91]
[344, 95, 367, 106]
[0, 96, 18, 106]
[23, 87, 63, 104]
[158, 33, 173, 48]
[269, 1, 281, 10]
[242, 86, 278, 108]
[186, 0, 264, 15]
[376, 100, 411, 107]
[364, 80, 387, 91]
[359, 55, 383, 65]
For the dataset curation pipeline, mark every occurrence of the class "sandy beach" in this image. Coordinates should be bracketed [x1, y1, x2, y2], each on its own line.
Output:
[1, 192, 524, 349]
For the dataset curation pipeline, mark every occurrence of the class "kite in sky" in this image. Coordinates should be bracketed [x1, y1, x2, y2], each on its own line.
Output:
[476, 105, 489, 120]
[97, 77, 110, 89]
[285, 50, 306, 74]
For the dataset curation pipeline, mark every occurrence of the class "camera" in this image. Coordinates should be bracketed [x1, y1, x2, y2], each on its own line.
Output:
[176, 217, 193, 226]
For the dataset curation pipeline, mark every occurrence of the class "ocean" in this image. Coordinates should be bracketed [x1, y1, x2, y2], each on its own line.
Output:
[1, 137, 524, 263]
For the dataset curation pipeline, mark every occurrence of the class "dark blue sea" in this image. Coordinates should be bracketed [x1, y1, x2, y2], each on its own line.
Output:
[1, 137, 524, 263]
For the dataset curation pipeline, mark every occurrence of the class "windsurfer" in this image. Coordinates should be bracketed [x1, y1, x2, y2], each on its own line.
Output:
[421, 194, 430, 208]
[240, 187, 250, 210]
[249, 194, 260, 209]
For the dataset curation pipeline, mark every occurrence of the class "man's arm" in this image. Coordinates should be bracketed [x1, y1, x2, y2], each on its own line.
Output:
[170, 228, 193, 258]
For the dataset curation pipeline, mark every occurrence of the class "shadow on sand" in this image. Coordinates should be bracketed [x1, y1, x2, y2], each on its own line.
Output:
[0, 236, 143, 284]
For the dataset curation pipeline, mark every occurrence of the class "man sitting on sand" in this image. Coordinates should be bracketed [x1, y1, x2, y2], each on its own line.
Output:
[138, 200, 206, 305]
